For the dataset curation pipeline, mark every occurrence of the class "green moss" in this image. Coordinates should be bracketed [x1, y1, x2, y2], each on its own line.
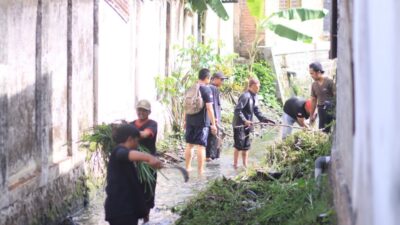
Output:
[29, 174, 88, 225]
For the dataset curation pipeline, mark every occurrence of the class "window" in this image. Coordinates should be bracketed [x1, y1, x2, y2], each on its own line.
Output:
[279, 0, 302, 10]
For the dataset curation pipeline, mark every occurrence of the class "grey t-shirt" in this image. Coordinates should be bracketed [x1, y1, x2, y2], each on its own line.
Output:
[311, 77, 335, 105]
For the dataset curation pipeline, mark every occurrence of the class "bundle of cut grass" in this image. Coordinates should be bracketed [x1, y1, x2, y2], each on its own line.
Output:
[80, 123, 156, 193]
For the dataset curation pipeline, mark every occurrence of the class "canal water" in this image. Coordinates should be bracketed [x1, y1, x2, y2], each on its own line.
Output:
[67, 130, 278, 225]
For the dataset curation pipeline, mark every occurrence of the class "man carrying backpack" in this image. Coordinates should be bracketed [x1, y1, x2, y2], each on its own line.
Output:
[184, 68, 217, 174]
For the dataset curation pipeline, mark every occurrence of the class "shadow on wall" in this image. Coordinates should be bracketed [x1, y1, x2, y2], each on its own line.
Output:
[0, 74, 87, 225]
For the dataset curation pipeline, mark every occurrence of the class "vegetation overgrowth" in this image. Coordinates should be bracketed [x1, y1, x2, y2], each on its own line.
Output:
[176, 131, 335, 225]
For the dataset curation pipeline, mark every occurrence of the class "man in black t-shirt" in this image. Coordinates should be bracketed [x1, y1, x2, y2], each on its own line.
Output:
[282, 97, 312, 139]
[104, 125, 162, 225]
[130, 99, 158, 223]
[184, 68, 217, 174]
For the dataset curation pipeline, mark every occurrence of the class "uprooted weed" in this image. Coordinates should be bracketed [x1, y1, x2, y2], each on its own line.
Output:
[176, 176, 335, 225]
[176, 131, 335, 225]
[265, 131, 332, 180]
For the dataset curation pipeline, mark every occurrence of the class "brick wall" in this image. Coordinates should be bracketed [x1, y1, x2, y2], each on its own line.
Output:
[238, 0, 264, 57]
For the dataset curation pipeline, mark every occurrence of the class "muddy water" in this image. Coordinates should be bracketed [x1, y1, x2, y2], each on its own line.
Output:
[68, 131, 278, 225]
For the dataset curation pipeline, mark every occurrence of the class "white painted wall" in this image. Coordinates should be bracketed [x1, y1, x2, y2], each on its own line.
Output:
[98, 0, 136, 124]
[204, 3, 235, 55]
[352, 0, 400, 224]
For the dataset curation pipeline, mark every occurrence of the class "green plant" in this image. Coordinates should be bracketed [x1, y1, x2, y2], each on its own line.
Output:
[228, 61, 281, 109]
[252, 61, 281, 109]
[186, 0, 229, 21]
[80, 124, 115, 166]
[80, 124, 156, 193]
[176, 176, 335, 225]
[155, 36, 236, 133]
[176, 131, 335, 225]
[246, 3, 327, 67]
[264, 131, 332, 180]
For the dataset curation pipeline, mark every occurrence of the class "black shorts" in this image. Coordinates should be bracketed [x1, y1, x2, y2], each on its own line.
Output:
[185, 125, 209, 147]
[108, 215, 138, 225]
[233, 127, 251, 151]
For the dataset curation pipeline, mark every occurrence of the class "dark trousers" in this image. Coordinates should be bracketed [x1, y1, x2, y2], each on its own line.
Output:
[108, 215, 138, 225]
[318, 105, 334, 133]
[206, 132, 220, 159]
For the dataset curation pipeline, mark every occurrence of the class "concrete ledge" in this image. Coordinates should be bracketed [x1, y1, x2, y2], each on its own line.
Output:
[0, 164, 87, 225]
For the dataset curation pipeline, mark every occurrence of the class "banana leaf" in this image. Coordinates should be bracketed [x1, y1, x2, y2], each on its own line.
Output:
[207, 0, 229, 21]
[246, 0, 265, 19]
[187, 0, 207, 12]
[267, 21, 313, 43]
[272, 8, 328, 22]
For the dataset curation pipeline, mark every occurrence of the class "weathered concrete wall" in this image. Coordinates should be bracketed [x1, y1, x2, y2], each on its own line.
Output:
[204, 3, 235, 55]
[97, 0, 136, 124]
[330, 0, 355, 224]
[0, 0, 236, 224]
[0, 0, 93, 224]
[97, 0, 199, 135]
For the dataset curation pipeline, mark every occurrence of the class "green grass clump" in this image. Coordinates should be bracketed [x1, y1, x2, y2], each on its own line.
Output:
[176, 177, 335, 225]
[176, 131, 335, 225]
[265, 131, 332, 180]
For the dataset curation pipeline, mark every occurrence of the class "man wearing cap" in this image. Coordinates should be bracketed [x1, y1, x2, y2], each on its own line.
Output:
[309, 62, 336, 133]
[282, 97, 312, 139]
[130, 99, 158, 223]
[206, 72, 227, 161]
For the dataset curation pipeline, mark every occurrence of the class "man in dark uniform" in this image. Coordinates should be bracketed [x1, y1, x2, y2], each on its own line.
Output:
[282, 97, 312, 139]
[232, 78, 275, 169]
[206, 72, 226, 161]
[130, 99, 158, 223]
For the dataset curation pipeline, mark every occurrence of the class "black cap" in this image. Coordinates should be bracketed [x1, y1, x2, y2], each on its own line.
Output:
[309, 62, 325, 73]
[212, 72, 227, 79]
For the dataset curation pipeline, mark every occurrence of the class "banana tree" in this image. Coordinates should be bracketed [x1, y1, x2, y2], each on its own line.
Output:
[246, 0, 327, 70]
[186, 0, 229, 21]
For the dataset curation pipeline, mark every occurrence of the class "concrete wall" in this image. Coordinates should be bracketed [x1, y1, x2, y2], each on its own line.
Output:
[330, 0, 354, 224]
[334, 0, 400, 225]
[0, 0, 92, 224]
[204, 3, 235, 55]
[0, 1, 229, 224]
[97, 0, 198, 135]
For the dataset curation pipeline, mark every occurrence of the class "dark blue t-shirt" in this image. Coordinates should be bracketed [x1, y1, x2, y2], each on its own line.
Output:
[104, 146, 146, 220]
[210, 84, 221, 123]
[186, 85, 213, 127]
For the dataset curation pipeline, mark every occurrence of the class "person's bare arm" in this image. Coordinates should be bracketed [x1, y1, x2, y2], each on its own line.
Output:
[297, 117, 309, 128]
[140, 130, 153, 139]
[128, 151, 162, 169]
[310, 96, 317, 122]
